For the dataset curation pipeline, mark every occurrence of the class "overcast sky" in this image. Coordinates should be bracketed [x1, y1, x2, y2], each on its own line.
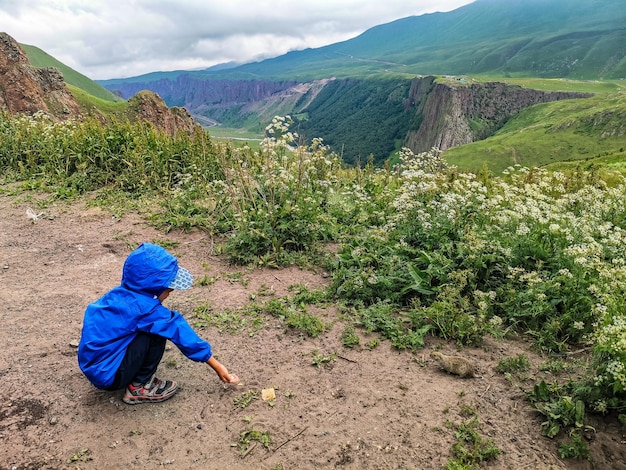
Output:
[1, 0, 474, 80]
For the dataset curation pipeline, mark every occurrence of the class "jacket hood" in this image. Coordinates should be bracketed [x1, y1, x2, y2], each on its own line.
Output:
[121, 243, 179, 296]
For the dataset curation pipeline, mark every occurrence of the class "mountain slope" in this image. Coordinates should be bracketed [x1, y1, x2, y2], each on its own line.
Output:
[443, 88, 626, 173]
[21, 43, 121, 102]
[293, 76, 593, 166]
[99, 0, 626, 85]
[230, 0, 625, 80]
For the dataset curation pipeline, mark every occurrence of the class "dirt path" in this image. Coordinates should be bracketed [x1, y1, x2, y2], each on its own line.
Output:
[0, 193, 623, 469]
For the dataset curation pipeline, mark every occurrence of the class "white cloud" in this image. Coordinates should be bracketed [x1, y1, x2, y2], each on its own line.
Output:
[0, 0, 474, 79]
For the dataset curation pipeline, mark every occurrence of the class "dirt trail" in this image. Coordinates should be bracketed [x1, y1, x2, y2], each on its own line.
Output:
[1, 193, 624, 469]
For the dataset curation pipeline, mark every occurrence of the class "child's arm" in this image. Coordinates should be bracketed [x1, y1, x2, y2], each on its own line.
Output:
[208, 356, 239, 383]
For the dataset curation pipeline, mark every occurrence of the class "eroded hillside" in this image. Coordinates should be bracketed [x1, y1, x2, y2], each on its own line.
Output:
[1, 32, 200, 137]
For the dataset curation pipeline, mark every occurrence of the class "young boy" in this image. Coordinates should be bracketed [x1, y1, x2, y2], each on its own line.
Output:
[78, 242, 238, 404]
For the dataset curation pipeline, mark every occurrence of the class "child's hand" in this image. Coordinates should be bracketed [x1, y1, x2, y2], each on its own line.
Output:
[222, 373, 239, 384]
[208, 356, 239, 384]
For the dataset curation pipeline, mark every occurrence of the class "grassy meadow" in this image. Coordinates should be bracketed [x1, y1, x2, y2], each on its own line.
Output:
[207, 126, 264, 150]
[443, 79, 626, 174]
[2, 108, 626, 460]
[21, 43, 121, 103]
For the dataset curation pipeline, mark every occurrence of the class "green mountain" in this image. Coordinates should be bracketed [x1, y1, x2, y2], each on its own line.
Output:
[100, 0, 626, 84]
[21, 43, 121, 102]
[217, 0, 625, 80]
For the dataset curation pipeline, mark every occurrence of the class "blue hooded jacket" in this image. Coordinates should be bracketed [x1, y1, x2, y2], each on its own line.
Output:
[78, 243, 212, 389]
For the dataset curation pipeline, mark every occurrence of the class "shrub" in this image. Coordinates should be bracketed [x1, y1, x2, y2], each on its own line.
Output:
[219, 117, 341, 265]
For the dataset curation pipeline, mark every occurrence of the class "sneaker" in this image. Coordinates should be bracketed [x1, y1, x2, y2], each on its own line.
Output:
[122, 376, 178, 405]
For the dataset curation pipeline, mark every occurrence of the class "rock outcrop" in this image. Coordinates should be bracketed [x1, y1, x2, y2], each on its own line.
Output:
[127, 90, 200, 137]
[404, 77, 593, 153]
[0, 32, 81, 118]
[0, 32, 200, 137]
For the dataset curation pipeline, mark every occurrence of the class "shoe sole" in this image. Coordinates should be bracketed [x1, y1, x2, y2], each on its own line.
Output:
[122, 388, 178, 405]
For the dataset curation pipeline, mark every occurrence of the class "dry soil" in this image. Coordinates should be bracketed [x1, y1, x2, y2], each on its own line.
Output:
[1, 193, 625, 470]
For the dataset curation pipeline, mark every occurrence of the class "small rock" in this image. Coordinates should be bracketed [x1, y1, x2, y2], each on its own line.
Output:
[49, 416, 58, 425]
[69, 340, 79, 348]
[261, 387, 276, 401]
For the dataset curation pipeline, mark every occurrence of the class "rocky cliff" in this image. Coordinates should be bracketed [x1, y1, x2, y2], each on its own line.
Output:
[0, 32, 199, 137]
[107, 76, 300, 112]
[102, 71, 594, 162]
[0, 32, 81, 118]
[404, 77, 593, 153]
[126, 90, 200, 137]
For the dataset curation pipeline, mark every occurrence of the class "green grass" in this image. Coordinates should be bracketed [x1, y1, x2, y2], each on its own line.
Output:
[546, 151, 626, 173]
[233, 390, 259, 409]
[496, 354, 531, 374]
[21, 43, 121, 103]
[445, 415, 501, 469]
[443, 91, 626, 173]
[207, 126, 263, 149]
[440, 76, 626, 95]
[68, 84, 129, 116]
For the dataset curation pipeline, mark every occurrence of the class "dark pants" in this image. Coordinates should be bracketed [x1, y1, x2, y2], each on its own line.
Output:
[106, 333, 166, 391]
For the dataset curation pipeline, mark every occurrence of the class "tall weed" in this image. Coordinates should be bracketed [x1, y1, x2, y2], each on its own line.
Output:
[217, 116, 341, 264]
[4, 111, 626, 422]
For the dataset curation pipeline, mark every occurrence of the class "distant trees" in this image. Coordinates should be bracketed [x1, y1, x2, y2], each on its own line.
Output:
[295, 78, 413, 166]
